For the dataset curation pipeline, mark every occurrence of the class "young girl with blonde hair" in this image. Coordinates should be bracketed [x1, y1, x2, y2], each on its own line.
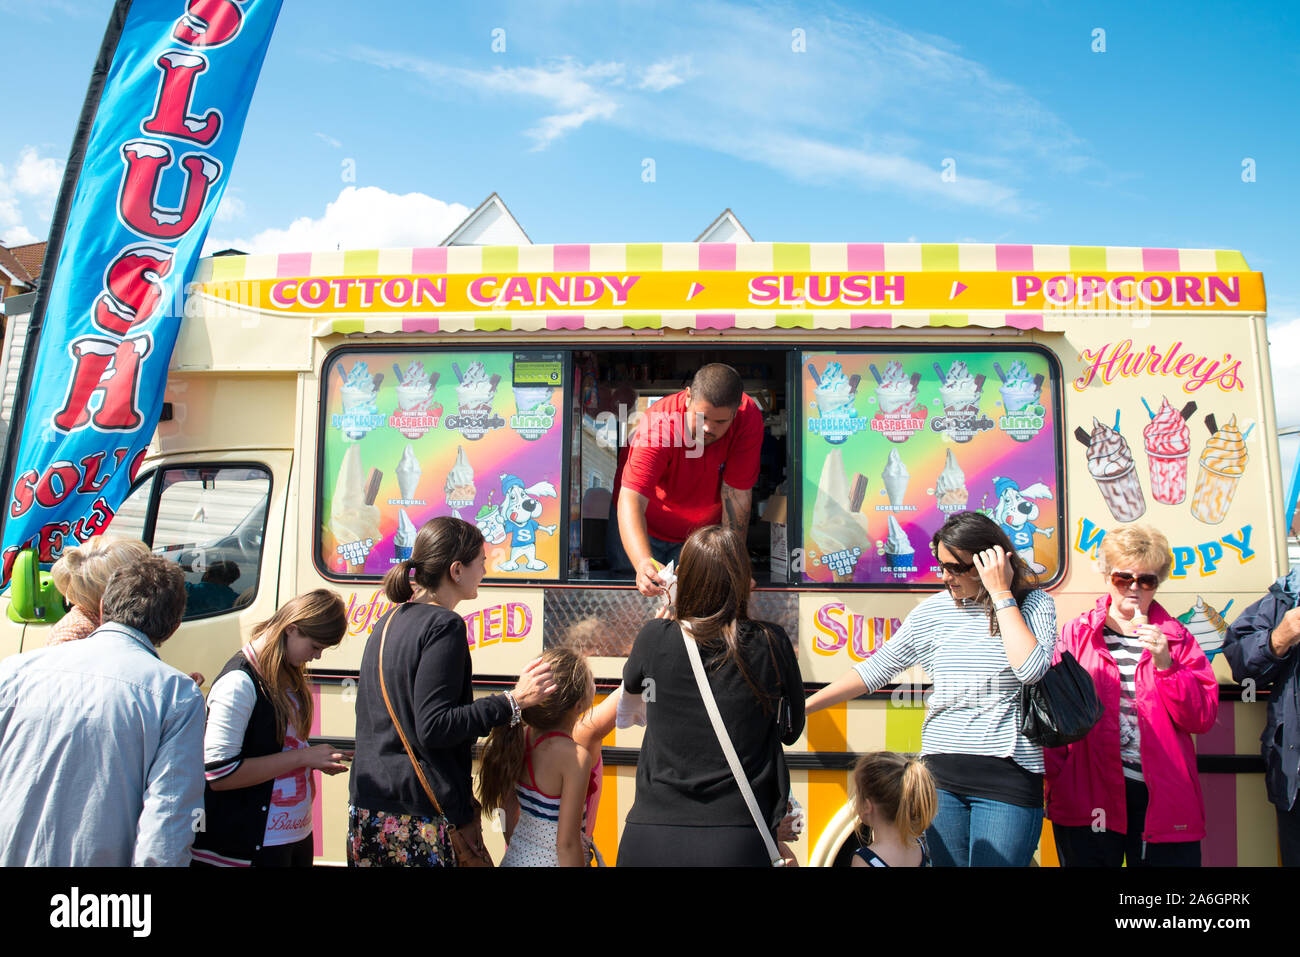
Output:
[193, 589, 352, 866]
[851, 752, 938, 868]
[479, 647, 597, 867]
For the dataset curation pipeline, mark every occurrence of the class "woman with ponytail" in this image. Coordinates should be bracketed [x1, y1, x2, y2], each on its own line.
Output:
[478, 648, 596, 866]
[851, 752, 938, 867]
[193, 589, 350, 866]
[348, 516, 556, 867]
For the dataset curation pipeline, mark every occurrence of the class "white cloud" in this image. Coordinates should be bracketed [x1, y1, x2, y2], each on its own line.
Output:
[315, 132, 343, 149]
[12, 147, 62, 197]
[204, 186, 470, 255]
[214, 194, 246, 223]
[638, 56, 691, 92]
[1268, 316, 1300, 430]
[346, 1, 1090, 215]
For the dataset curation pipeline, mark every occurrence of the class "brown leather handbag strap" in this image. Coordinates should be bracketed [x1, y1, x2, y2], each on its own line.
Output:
[377, 609, 447, 821]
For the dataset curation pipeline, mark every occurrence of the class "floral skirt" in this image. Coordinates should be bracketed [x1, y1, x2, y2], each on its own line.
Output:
[347, 805, 456, 867]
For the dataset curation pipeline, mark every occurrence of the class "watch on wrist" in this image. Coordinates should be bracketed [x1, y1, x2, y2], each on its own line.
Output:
[993, 596, 1018, 611]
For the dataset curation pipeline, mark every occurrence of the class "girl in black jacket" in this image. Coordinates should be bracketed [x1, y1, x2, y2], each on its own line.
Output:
[193, 590, 350, 867]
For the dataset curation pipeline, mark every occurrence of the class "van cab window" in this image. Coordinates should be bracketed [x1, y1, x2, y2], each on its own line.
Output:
[106, 465, 270, 619]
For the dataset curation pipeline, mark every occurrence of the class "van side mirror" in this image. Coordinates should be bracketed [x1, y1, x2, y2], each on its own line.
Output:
[7, 548, 68, 624]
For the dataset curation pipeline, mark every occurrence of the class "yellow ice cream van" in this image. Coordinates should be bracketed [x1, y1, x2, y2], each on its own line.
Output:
[0, 240, 1281, 864]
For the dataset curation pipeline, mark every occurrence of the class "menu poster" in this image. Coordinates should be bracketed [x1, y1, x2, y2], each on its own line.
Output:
[801, 351, 1060, 586]
[320, 351, 565, 579]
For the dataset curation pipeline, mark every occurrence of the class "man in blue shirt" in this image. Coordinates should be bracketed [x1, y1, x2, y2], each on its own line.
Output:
[0, 553, 205, 865]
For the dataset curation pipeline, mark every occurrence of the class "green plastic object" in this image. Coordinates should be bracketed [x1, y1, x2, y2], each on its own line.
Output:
[7, 548, 67, 625]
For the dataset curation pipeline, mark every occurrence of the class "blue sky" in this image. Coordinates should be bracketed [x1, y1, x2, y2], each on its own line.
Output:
[3, 0, 1299, 471]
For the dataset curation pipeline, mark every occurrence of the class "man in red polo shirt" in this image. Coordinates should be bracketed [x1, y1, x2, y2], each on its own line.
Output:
[611, 363, 763, 596]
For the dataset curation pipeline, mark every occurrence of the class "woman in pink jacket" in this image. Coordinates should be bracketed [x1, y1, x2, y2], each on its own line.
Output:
[1046, 523, 1218, 866]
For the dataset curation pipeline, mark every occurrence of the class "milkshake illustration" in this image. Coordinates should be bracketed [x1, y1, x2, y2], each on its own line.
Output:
[475, 498, 507, 545]
[457, 361, 497, 413]
[395, 444, 422, 502]
[1085, 417, 1146, 522]
[935, 449, 969, 513]
[815, 362, 857, 416]
[511, 384, 556, 440]
[445, 445, 477, 511]
[394, 509, 417, 561]
[934, 361, 988, 444]
[810, 449, 873, 582]
[999, 359, 1041, 413]
[452, 360, 502, 440]
[1190, 415, 1249, 525]
[883, 516, 914, 572]
[875, 361, 915, 414]
[338, 361, 381, 440]
[882, 449, 910, 508]
[809, 361, 862, 445]
[513, 385, 553, 416]
[1178, 596, 1230, 658]
[870, 361, 925, 443]
[330, 445, 382, 573]
[1143, 397, 1191, 505]
[395, 361, 435, 413]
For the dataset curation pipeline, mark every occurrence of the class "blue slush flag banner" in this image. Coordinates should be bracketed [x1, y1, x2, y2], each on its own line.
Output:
[0, 0, 282, 582]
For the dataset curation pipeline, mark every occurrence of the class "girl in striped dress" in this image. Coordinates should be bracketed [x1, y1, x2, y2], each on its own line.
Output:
[479, 648, 596, 867]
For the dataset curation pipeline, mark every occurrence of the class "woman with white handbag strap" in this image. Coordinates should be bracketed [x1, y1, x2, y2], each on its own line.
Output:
[617, 525, 804, 866]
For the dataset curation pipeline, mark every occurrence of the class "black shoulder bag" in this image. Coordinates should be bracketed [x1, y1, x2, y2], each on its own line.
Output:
[1018, 651, 1104, 748]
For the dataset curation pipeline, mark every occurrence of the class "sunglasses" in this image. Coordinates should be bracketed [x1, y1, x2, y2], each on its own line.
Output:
[1110, 571, 1160, 591]
[937, 560, 976, 576]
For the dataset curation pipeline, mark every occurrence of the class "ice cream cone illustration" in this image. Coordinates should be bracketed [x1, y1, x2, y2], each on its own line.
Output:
[451, 361, 502, 440]
[445, 445, 477, 511]
[1178, 596, 1230, 657]
[330, 445, 382, 573]
[935, 449, 969, 513]
[1142, 397, 1192, 505]
[810, 449, 872, 581]
[883, 515, 914, 573]
[394, 509, 417, 561]
[882, 449, 910, 508]
[396, 444, 422, 502]
[1085, 416, 1146, 522]
[1190, 414, 1248, 525]
[875, 361, 914, 414]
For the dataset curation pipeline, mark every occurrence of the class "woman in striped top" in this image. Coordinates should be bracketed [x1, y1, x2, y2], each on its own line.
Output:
[1046, 524, 1217, 866]
[806, 512, 1056, 866]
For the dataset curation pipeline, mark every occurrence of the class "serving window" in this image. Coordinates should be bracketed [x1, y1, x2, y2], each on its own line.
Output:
[798, 348, 1064, 588]
[318, 349, 567, 581]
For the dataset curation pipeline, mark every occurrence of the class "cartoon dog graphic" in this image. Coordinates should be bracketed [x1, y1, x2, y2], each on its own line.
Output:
[496, 473, 557, 572]
[992, 476, 1055, 574]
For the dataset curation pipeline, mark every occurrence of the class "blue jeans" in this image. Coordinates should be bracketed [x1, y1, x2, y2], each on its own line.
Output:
[926, 789, 1043, 867]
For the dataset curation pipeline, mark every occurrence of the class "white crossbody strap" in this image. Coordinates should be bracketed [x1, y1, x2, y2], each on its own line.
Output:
[680, 621, 785, 867]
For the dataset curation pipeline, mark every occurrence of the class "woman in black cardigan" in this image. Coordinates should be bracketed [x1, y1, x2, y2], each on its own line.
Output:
[348, 517, 555, 866]
[618, 525, 805, 866]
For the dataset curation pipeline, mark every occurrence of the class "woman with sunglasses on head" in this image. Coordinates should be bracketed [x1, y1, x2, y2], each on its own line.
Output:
[806, 511, 1056, 866]
[1046, 523, 1217, 867]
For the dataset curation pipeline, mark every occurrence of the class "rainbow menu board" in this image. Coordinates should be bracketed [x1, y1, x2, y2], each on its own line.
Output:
[801, 350, 1061, 586]
[320, 350, 565, 579]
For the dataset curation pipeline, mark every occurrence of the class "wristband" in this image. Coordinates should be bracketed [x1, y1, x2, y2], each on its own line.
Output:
[503, 690, 522, 727]
[993, 596, 1018, 611]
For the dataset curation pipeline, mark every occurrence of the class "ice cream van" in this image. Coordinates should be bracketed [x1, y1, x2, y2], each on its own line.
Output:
[1, 240, 1282, 865]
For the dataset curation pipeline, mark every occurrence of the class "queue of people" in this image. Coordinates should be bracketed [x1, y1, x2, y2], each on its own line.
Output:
[0, 362, 1289, 867]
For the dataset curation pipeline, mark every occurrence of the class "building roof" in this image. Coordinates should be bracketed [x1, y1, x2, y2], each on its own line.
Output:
[695, 209, 753, 243]
[6, 242, 46, 281]
[0, 245, 33, 289]
[440, 193, 532, 247]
